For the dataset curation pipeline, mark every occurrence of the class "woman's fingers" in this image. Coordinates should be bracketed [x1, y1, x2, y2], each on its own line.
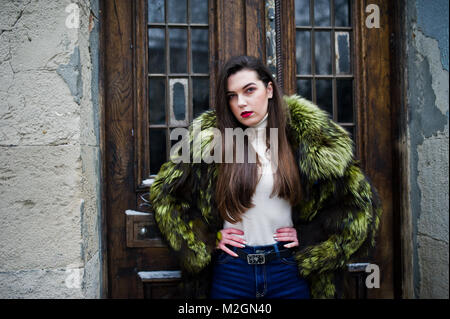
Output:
[275, 228, 297, 235]
[226, 235, 246, 245]
[274, 228, 297, 237]
[222, 238, 245, 248]
[220, 244, 238, 257]
[274, 227, 299, 248]
[283, 242, 298, 248]
[277, 227, 297, 233]
[273, 233, 297, 240]
[274, 236, 297, 242]
[220, 228, 246, 245]
[274, 235, 299, 248]
[222, 228, 245, 235]
[216, 228, 245, 257]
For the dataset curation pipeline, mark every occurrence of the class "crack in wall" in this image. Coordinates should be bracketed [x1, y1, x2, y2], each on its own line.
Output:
[0, 0, 31, 34]
[417, 232, 449, 245]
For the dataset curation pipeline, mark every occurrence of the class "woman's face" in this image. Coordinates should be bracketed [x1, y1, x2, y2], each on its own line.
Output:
[226, 69, 273, 127]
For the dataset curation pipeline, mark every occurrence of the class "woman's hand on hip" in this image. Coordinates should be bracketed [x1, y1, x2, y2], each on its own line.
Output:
[216, 228, 246, 257]
[273, 227, 299, 248]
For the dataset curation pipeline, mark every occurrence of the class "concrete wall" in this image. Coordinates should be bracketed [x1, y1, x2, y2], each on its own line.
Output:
[405, 0, 449, 298]
[0, 0, 101, 298]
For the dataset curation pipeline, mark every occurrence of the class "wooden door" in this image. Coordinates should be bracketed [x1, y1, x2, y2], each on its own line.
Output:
[102, 0, 402, 298]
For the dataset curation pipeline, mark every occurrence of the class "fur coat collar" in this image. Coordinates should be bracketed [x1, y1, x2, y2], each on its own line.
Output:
[150, 94, 382, 299]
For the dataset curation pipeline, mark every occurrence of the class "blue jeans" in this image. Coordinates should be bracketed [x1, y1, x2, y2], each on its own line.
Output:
[210, 242, 310, 299]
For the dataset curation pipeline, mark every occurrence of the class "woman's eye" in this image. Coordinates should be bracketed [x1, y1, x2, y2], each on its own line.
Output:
[227, 94, 235, 99]
[247, 87, 255, 93]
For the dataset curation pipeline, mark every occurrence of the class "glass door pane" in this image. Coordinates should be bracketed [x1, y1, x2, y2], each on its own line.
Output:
[148, 0, 210, 176]
[295, 0, 356, 144]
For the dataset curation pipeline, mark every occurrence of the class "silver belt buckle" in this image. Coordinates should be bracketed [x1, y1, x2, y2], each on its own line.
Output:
[247, 253, 265, 264]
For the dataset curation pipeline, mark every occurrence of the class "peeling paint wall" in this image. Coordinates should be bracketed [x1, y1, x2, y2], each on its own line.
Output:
[0, 0, 101, 298]
[405, 0, 449, 299]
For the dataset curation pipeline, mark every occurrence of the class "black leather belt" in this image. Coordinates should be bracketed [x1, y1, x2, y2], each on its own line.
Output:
[234, 247, 293, 265]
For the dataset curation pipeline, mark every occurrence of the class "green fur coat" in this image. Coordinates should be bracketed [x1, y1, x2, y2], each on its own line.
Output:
[149, 94, 382, 299]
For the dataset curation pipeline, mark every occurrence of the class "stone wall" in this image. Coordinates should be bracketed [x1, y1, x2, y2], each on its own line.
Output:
[0, 0, 101, 298]
[405, 0, 449, 299]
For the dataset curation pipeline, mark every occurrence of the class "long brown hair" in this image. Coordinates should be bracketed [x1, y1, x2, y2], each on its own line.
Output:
[214, 55, 301, 223]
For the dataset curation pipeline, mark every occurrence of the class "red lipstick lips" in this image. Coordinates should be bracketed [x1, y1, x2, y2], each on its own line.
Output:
[241, 111, 253, 118]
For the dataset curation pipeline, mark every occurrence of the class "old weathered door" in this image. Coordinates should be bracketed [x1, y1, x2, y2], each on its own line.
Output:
[102, 0, 401, 298]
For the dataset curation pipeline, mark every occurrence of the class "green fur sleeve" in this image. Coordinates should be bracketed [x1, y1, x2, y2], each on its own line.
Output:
[285, 94, 382, 279]
[295, 208, 372, 277]
[149, 160, 212, 274]
[294, 164, 382, 278]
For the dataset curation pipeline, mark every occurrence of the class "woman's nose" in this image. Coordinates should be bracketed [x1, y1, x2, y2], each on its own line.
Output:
[237, 94, 247, 107]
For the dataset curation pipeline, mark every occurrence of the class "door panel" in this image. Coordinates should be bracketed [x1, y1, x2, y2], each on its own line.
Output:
[353, 0, 395, 298]
[103, 0, 398, 298]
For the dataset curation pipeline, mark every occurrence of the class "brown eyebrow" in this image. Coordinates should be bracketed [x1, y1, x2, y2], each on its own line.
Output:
[226, 82, 256, 94]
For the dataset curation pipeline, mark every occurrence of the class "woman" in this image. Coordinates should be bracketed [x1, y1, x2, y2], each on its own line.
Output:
[150, 55, 382, 299]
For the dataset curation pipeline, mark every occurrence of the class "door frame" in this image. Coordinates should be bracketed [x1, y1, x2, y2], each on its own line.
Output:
[98, 0, 412, 298]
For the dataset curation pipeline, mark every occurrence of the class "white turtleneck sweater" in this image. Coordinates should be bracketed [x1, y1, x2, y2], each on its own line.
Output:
[223, 112, 294, 246]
